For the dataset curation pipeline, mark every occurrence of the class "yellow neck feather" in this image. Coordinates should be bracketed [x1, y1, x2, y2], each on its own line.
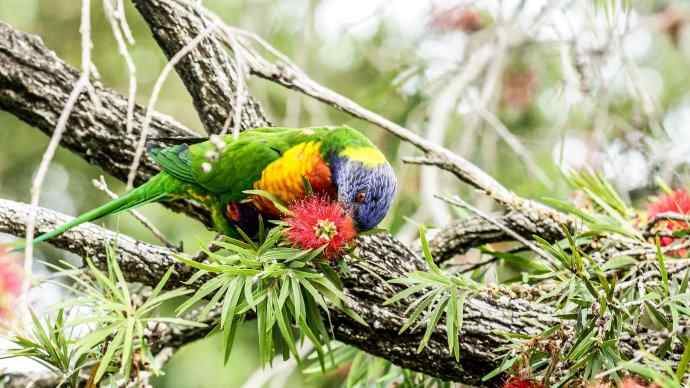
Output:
[339, 146, 386, 167]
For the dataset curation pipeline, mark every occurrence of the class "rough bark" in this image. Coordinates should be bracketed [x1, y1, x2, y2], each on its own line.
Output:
[0, 198, 186, 284]
[1, 373, 65, 388]
[430, 211, 574, 263]
[132, 0, 269, 133]
[0, 21, 211, 226]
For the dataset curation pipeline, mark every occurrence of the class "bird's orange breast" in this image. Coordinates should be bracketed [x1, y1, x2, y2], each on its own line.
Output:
[251, 141, 335, 216]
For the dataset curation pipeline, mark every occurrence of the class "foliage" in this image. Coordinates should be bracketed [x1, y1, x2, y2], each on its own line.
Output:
[3, 245, 202, 384]
[600, 349, 690, 388]
[303, 342, 451, 388]
[175, 224, 364, 369]
[2, 309, 90, 387]
[543, 169, 641, 238]
[57, 247, 202, 383]
[483, 171, 690, 386]
[385, 226, 479, 361]
[340, 170, 690, 386]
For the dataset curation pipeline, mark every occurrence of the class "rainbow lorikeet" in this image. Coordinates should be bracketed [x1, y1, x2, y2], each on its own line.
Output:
[29, 126, 397, 245]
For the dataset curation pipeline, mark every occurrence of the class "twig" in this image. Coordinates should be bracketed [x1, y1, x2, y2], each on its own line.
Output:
[23, 0, 93, 313]
[422, 46, 494, 226]
[645, 211, 690, 232]
[283, 0, 314, 127]
[125, 24, 216, 190]
[91, 176, 179, 250]
[455, 255, 500, 275]
[103, 0, 137, 135]
[220, 35, 249, 140]
[438, 195, 560, 270]
[475, 107, 551, 187]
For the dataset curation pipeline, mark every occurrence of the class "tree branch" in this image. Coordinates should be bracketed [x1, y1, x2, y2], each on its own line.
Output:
[429, 210, 572, 264]
[0, 198, 188, 285]
[0, 21, 212, 227]
[1, 373, 64, 388]
[132, 0, 269, 133]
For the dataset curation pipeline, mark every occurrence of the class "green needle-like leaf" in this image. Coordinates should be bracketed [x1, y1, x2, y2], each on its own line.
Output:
[655, 237, 671, 298]
[417, 294, 449, 353]
[95, 328, 125, 383]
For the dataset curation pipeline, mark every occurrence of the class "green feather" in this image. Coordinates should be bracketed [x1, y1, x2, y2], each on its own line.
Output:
[27, 173, 182, 246]
[149, 144, 195, 184]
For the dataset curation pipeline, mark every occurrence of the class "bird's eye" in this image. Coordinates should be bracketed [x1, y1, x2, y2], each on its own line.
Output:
[355, 191, 366, 203]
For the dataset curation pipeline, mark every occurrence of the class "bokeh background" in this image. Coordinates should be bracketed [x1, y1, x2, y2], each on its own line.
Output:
[1, 0, 690, 386]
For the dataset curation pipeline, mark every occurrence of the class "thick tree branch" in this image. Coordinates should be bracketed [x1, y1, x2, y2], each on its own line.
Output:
[1, 373, 63, 388]
[429, 210, 572, 263]
[0, 198, 189, 285]
[0, 199, 685, 385]
[132, 0, 269, 133]
[0, 21, 211, 227]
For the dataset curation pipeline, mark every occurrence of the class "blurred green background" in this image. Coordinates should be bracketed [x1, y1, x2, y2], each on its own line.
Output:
[2, 0, 690, 386]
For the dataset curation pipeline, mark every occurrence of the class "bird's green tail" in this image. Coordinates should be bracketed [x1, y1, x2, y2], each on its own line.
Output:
[27, 173, 181, 247]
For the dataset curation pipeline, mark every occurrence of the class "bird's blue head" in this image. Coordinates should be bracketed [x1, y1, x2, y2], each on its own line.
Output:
[329, 146, 397, 231]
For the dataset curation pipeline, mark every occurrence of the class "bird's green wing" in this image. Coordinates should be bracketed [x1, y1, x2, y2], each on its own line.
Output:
[149, 127, 339, 202]
[188, 137, 283, 201]
[149, 144, 196, 184]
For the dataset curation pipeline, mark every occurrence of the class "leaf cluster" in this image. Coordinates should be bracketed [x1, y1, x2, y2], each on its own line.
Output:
[3, 245, 201, 384]
[2, 309, 89, 387]
[385, 226, 479, 362]
[484, 171, 690, 386]
[175, 225, 364, 369]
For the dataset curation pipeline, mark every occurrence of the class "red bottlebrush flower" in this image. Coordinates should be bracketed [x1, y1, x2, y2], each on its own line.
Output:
[430, 6, 484, 33]
[656, 5, 688, 47]
[502, 68, 538, 111]
[0, 246, 23, 320]
[647, 189, 690, 255]
[285, 196, 356, 259]
[502, 376, 543, 388]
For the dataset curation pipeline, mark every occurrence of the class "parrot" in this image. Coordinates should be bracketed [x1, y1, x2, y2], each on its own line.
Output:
[27, 125, 397, 246]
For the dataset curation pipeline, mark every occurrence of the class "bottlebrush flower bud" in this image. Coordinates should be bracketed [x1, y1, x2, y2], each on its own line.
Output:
[502, 376, 543, 388]
[647, 189, 690, 256]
